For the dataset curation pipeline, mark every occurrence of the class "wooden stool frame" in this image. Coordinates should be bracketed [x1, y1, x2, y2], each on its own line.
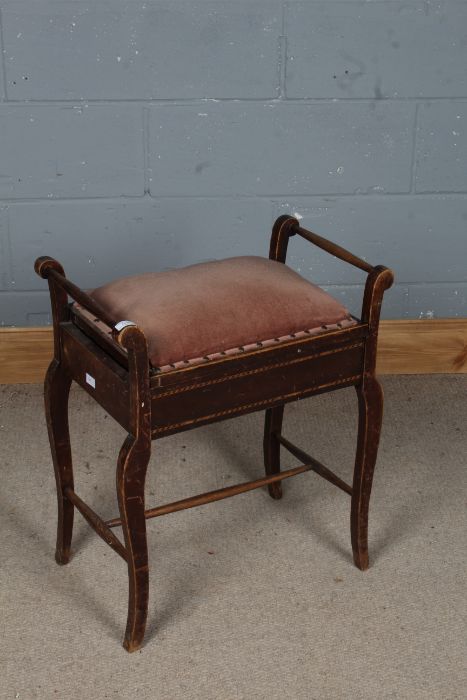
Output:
[35, 215, 393, 652]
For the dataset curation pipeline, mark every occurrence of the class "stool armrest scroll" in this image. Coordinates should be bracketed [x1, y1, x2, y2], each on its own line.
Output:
[112, 323, 151, 440]
[35, 256, 70, 359]
[358, 265, 394, 374]
[269, 215, 299, 263]
[361, 265, 394, 331]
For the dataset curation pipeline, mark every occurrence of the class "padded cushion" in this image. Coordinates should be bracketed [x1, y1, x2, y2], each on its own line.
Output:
[90, 256, 355, 369]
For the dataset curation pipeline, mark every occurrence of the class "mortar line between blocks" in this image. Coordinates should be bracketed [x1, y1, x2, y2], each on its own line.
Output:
[4, 206, 13, 289]
[143, 106, 150, 195]
[1, 192, 467, 206]
[3, 97, 467, 106]
[409, 102, 420, 194]
[0, 9, 9, 102]
[279, 2, 287, 99]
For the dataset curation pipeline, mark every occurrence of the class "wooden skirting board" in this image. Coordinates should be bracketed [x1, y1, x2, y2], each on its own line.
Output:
[0, 319, 466, 384]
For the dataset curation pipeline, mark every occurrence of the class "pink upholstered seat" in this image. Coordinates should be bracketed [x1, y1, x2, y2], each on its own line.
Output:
[90, 256, 356, 370]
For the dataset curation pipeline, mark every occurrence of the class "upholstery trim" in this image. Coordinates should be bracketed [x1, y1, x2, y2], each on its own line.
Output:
[154, 342, 364, 398]
[72, 303, 357, 373]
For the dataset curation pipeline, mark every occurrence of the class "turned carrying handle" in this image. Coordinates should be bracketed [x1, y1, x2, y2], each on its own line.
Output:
[35, 255, 118, 328]
[269, 215, 394, 328]
[34, 256, 142, 346]
[292, 222, 394, 328]
[293, 223, 374, 274]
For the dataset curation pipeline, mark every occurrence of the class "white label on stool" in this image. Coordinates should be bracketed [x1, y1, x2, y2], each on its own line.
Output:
[85, 372, 96, 389]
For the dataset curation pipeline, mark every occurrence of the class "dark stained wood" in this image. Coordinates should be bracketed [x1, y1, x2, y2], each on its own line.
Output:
[61, 323, 131, 431]
[150, 340, 365, 437]
[351, 377, 384, 571]
[265, 216, 297, 498]
[64, 488, 128, 561]
[269, 214, 298, 263]
[37, 260, 118, 329]
[278, 435, 353, 496]
[350, 262, 393, 571]
[361, 265, 395, 373]
[114, 324, 152, 653]
[35, 257, 70, 360]
[44, 359, 74, 565]
[70, 305, 130, 370]
[263, 406, 284, 499]
[150, 322, 369, 390]
[294, 223, 375, 274]
[37, 257, 76, 566]
[106, 463, 312, 528]
[34, 217, 393, 650]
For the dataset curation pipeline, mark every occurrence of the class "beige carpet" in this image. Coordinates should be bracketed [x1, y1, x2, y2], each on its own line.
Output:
[1, 376, 466, 700]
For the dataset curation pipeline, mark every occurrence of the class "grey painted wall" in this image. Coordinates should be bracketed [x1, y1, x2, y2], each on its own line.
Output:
[0, 0, 466, 326]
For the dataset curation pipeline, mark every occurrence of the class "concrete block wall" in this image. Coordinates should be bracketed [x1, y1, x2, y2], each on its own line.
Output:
[0, 0, 466, 326]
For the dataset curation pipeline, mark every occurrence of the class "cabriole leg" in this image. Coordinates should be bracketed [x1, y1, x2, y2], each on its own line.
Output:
[44, 359, 74, 565]
[351, 377, 384, 571]
[117, 435, 151, 653]
[263, 405, 285, 499]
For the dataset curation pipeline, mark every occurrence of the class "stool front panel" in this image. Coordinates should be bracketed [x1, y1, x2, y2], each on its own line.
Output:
[150, 340, 364, 437]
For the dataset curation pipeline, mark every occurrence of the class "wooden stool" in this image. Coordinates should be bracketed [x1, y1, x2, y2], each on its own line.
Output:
[35, 215, 393, 652]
